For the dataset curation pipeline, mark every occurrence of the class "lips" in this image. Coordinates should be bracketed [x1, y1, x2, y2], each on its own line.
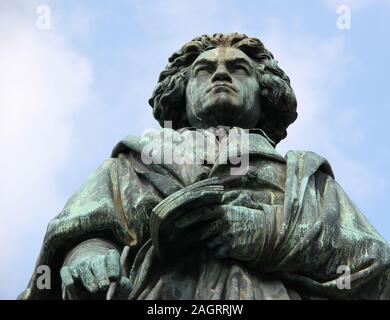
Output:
[206, 83, 236, 93]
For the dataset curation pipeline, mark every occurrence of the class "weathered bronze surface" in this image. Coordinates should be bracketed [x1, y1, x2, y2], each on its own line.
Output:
[19, 33, 390, 300]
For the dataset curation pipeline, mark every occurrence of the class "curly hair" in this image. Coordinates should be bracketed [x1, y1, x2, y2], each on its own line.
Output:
[148, 33, 297, 145]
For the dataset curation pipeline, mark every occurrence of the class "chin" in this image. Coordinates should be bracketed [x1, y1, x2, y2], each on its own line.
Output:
[205, 98, 243, 112]
[196, 104, 240, 127]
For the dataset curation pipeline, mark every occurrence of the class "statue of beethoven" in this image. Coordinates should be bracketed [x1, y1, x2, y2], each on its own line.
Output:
[19, 33, 390, 300]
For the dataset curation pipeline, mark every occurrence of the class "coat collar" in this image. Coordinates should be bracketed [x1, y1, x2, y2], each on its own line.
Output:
[112, 127, 285, 186]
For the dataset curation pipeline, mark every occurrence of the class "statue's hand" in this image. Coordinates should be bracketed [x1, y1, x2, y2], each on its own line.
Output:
[159, 205, 262, 263]
[204, 205, 262, 262]
[159, 206, 224, 252]
[60, 239, 132, 300]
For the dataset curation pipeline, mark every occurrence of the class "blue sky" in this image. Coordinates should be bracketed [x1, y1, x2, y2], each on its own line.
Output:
[0, 0, 389, 299]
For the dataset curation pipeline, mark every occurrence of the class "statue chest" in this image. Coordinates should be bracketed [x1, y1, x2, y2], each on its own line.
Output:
[124, 153, 286, 220]
[207, 156, 286, 208]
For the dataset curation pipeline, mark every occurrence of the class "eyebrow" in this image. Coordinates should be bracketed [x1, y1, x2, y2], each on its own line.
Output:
[226, 57, 252, 68]
[192, 57, 252, 69]
[192, 58, 216, 69]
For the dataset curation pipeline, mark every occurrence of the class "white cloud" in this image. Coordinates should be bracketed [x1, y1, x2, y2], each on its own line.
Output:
[0, 3, 92, 298]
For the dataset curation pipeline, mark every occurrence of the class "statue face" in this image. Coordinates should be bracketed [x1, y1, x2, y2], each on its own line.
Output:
[186, 47, 261, 129]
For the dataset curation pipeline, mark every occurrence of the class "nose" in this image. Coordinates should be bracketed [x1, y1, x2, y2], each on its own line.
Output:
[211, 64, 232, 83]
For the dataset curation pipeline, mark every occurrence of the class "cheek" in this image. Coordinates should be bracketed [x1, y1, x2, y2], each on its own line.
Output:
[186, 81, 197, 100]
[243, 80, 260, 101]
[186, 80, 205, 108]
[235, 76, 257, 91]
[187, 78, 208, 96]
[195, 77, 210, 93]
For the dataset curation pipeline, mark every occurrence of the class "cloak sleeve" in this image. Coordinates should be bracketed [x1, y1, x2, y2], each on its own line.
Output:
[18, 158, 139, 300]
[250, 150, 390, 299]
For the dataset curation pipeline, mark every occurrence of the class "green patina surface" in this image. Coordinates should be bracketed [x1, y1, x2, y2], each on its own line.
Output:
[19, 33, 390, 300]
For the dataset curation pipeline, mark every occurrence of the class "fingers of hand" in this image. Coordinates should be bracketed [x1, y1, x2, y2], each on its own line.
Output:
[60, 266, 75, 300]
[77, 260, 99, 293]
[174, 206, 223, 229]
[180, 218, 223, 248]
[60, 249, 122, 298]
[90, 255, 110, 291]
[105, 249, 121, 281]
[207, 206, 263, 261]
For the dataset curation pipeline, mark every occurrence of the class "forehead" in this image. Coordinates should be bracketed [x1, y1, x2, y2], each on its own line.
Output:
[192, 47, 252, 65]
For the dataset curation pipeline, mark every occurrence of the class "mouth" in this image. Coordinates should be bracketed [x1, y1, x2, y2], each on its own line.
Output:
[206, 83, 236, 94]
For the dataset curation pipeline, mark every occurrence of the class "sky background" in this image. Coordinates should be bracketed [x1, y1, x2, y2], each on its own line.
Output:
[1, 0, 389, 299]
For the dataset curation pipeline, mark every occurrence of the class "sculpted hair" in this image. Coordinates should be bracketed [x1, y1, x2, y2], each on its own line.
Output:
[148, 33, 297, 145]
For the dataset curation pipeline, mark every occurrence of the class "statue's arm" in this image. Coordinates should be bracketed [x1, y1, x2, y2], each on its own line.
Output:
[19, 157, 140, 300]
[249, 170, 390, 299]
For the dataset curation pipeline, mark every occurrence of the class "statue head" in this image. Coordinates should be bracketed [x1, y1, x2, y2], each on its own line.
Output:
[149, 33, 297, 145]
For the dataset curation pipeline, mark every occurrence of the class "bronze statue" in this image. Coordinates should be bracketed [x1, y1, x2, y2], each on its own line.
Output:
[19, 33, 390, 300]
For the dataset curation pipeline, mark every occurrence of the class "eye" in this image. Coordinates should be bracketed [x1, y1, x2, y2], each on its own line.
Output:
[194, 66, 212, 75]
[232, 64, 249, 74]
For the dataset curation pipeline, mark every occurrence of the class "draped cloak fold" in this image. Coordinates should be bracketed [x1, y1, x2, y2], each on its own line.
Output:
[19, 129, 390, 300]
